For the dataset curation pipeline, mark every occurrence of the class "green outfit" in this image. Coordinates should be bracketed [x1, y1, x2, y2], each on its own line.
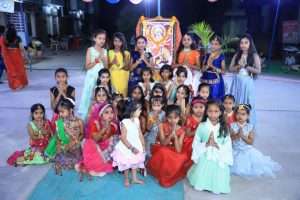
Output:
[187, 119, 233, 194]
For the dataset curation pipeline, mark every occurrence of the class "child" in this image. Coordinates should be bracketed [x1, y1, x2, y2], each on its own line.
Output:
[85, 86, 110, 136]
[169, 66, 188, 103]
[78, 29, 108, 120]
[201, 36, 225, 101]
[128, 36, 154, 93]
[96, 68, 113, 96]
[230, 104, 281, 177]
[149, 83, 167, 109]
[223, 94, 236, 127]
[138, 67, 155, 101]
[145, 96, 165, 158]
[187, 100, 233, 194]
[108, 32, 130, 97]
[50, 68, 75, 125]
[183, 97, 206, 168]
[147, 105, 188, 187]
[111, 101, 146, 187]
[52, 98, 84, 176]
[175, 32, 201, 93]
[159, 64, 173, 98]
[197, 83, 210, 100]
[76, 103, 118, 179]
[174, 84, 191, 118]
[9, 104, 53, 166]
[128, 85, 147, 134]
[112, 93, 123, 118]
[229, 34, 261, 126]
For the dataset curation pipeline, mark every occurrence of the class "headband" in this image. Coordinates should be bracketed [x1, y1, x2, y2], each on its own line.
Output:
[99, 103, 112, 116]
[237, 104, 251, 112]
[191, 98, 207, 106]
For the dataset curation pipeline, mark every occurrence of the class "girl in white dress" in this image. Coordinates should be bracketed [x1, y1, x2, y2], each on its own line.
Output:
[78, 29, 108, 120]
[111, 101, 146, 187]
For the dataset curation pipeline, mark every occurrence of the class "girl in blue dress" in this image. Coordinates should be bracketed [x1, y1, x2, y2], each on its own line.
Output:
[201, 35, 225, 101]
[230, 104, 281, 177]
[229, 34, 261, 126]
[128, 36, 154, 94]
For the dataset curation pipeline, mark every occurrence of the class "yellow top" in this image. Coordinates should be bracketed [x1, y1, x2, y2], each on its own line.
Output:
[108, 50, 130, 71]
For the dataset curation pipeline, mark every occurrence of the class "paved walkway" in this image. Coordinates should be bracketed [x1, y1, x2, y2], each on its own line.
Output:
[0, 52, 299, 200]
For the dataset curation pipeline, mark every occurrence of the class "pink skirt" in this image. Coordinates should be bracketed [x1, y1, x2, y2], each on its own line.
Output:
[111, 148, 145, 171]
[76, 139, 113, 176]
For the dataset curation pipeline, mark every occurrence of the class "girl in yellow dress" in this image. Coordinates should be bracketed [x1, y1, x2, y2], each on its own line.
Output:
[108, 32, 130, 97]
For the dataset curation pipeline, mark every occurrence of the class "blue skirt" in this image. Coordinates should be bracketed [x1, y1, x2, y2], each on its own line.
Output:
[201, 71, 225, 101]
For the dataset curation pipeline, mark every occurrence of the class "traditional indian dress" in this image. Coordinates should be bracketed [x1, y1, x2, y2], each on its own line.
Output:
[230, 122, 281, 177]
[0, 36, 28, 90]
[111, 118, 145, 171]
[7, 120, 52, 166]
[183, 115, 201, 169]
[128, 51, 152, 93]
[201, 53, 225, 101]
[177, 49, 201, 94]
[75, 119, 118, 176]
[52, 117, 82, 170]
[108, 50, 130, 97]
[147, 122, 189, 187]
[78, 47, 107, 120]
[144, 111, 165, 157]
[187, 119, 233, 194]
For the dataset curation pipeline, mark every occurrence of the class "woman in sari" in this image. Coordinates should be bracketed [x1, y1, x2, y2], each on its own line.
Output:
[0, 25, 28, 90]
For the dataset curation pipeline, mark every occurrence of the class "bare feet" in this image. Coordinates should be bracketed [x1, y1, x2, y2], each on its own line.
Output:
[124, 178, 130, 187]
[132, 178, 144, 185]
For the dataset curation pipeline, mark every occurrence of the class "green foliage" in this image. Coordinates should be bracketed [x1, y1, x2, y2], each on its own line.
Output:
[190, 22, 214, 49]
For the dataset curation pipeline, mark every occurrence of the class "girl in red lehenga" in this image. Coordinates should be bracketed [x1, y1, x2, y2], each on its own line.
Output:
[0, 25, 28, 90]
[183, 96, 207, 169]
[76, 103, 117, 179]
[147, 105, 188, 187]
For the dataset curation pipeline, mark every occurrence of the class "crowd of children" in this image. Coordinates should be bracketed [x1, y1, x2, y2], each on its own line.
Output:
[7, 30, 281, 194]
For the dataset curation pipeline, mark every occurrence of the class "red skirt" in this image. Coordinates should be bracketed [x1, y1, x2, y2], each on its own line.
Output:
[2, 47, 28, 90]
[182, 136, 194, 169]
[147, 144, 189, 187]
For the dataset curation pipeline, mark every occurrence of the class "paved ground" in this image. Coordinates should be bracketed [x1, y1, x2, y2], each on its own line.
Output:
[0, 50, 299, 200]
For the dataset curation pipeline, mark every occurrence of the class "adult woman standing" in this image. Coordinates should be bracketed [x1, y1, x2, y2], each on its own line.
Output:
[0, 25, 28, 90]
[229, 34, 261, 126]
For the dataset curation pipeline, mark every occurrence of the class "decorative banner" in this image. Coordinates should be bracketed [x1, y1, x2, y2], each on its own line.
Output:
[136, 16, 182, 80]
[130, 0, 143, 4]
[106, 0, 120, 4]
[0, 0, 14, 13]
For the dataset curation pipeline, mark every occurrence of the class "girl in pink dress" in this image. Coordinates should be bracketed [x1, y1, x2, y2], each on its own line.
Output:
[76, 103, 117, 178]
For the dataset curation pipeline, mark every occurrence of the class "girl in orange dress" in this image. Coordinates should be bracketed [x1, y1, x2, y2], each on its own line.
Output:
[183, 97, 207, 169]
[147, 105, 188, 187]
[0, 26, 28, 90]
[175, 33, 201, 94]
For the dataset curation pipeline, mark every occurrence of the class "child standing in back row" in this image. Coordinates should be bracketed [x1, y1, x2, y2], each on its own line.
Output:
[78, 29, 108, 120]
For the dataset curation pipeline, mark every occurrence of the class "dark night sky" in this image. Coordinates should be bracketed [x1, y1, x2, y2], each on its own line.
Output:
[82, 0, 230, 37]
[78, 0, 299, 55]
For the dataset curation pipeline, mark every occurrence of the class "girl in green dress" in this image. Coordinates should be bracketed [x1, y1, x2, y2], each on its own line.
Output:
[187, 100, 233, 194]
